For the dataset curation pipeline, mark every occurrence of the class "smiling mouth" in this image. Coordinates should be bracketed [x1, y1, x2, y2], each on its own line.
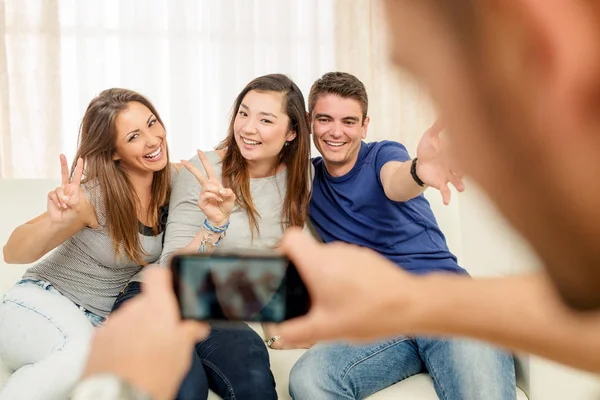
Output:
[144, 145, 162, 160]
[324, 140, 346, 147]
[242, 137, 262, 146]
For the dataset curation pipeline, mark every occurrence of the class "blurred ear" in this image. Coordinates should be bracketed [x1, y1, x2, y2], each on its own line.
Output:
[517, 0, 600, 112]
[306, 112, 313, 134]
[361, 116, 370, 140]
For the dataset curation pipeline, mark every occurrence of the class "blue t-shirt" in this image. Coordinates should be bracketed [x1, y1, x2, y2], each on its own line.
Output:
[310, 141, 467, 275]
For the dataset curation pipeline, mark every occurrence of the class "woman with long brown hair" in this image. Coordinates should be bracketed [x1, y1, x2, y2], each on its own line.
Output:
[0, 88, 176, 400]
[113, 73, 312, 399]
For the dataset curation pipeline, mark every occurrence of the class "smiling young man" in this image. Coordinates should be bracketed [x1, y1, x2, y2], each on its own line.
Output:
[286, 72, 516, 400]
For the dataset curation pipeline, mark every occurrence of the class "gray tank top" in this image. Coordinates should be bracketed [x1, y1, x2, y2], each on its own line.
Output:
[23, 181, 165, 317]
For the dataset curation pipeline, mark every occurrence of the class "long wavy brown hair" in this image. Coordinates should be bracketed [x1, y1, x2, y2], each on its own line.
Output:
[216, 74, 311, 234]
[72, 88, 171, 265]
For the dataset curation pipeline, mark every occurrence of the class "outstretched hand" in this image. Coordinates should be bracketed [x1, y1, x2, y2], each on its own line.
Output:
[181, 150, 236, 227]
[416, 121, 465, 205]
[47, 154, 85, 224]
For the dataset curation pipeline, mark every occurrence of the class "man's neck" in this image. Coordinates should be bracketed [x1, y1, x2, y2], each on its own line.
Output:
[323, 152, 361, 178]
[324, 162, 355, 178]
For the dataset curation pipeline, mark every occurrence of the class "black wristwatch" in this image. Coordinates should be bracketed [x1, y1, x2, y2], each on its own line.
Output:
[410, 158, 425, 187]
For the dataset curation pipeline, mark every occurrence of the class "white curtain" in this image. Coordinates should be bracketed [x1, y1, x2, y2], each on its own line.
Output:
[0, 0, 541, 277]
[0, 0, 335, 178]
[334, 0, 541, 277]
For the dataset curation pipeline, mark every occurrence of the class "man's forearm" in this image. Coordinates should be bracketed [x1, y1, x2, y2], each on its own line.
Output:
[382, 160, 426, 202]
[411, 273, 600, 372]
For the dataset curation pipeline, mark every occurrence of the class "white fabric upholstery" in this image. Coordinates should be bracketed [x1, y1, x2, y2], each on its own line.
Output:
[1, 179, 597, 399]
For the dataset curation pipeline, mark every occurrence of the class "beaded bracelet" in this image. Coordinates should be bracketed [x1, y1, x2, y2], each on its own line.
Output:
[198, 219, 230, 253]
[203, 218, 230, 234]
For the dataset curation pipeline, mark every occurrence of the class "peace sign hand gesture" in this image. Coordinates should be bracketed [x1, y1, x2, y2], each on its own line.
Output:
[47, 154, 85, 224]
[181, 150, 236, 227]
[416, 120, 465, 205]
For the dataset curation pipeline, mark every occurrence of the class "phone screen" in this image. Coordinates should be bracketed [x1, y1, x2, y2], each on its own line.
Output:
[171, 253, 310, 322]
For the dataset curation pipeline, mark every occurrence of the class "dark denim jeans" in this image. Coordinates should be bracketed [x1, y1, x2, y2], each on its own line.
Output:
[112, 282, 277, 400]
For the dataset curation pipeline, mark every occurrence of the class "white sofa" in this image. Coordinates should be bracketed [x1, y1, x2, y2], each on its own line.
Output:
[0, 179, 598, 399]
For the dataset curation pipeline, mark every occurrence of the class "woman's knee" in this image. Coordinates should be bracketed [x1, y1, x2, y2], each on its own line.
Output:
[227, 337, 274, 394]
[177, 351, 209, 400]
[229, 366, 276, 399]
[201, 324, 276, 399]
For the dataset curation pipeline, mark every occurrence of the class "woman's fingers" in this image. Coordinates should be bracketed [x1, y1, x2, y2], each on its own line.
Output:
[55, 187, 70, 209]
[48, 191, 62, 210]
[199, 191, 224, 205]
[60, 154, 70, 187]
[181, 160, 207, 187]
[197, 150, 219, 181]
[218, 187, 236, 202]
[72, 157, 84, 184]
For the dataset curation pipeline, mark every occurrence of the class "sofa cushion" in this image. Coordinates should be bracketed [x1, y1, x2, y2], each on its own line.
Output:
[0, 179, 529, 399]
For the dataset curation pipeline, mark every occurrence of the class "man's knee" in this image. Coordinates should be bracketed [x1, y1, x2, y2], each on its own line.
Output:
[429, 338, 516, 400]
[449, 339, 515, 372]
[289, 349, 344, 400]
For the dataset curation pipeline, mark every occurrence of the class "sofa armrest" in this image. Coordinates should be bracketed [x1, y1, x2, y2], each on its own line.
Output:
[528, 356, 600, 400]
[514, 352, 530, 398]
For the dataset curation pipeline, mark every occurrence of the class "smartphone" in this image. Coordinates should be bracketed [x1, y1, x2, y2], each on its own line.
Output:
[170, 251, 311, 322]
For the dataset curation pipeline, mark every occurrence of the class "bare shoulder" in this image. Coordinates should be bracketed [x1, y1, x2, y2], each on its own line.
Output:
[77, 185, 100, 228]
[214, 148, 226, 160]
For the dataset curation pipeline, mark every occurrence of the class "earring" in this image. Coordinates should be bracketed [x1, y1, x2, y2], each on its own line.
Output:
[284, 141, 290, 147]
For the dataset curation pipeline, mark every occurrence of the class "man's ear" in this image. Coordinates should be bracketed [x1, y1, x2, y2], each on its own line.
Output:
[517, 0, 600, 110]
[306, 112, 312, 134]
[361, 116, 370, 140]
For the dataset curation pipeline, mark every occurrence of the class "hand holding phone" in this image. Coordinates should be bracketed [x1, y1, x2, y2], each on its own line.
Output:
[170, 252, 311, 322]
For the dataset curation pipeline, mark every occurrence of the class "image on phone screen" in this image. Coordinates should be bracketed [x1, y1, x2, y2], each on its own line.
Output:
[171, 254, 310, 322]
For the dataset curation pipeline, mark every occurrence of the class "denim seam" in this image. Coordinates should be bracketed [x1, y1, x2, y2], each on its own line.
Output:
[341, 337, 411, 379]
[340, 337, 412, 397]
[417, 341, 449, 400]
[2, 298, 68, 352]
[202, 358, 236, 400]
[423, 359, 449, 400]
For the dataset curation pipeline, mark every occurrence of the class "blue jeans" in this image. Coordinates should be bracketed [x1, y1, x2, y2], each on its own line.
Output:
[113, 281, 277, 400]
[289, 336, 516, 400]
